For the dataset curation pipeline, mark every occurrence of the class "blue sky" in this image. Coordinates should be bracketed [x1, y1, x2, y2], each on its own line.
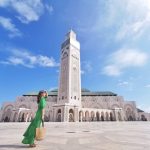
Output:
[0, 0, 150, 112]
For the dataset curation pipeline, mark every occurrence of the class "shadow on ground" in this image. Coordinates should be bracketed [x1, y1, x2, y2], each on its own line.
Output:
[0, 145, 27, 149]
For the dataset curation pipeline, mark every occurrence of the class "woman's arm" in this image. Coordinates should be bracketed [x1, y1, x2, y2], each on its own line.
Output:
[45, 91, 48, 98]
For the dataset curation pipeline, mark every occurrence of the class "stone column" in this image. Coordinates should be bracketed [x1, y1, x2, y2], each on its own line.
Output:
[80, 114, 82, 122]
[74, 107, 79, 122]
[26, 113, 29, 122]
[52, 107, 55, 122]
[0, 111, 2, 122]
[121, 109, 125, 121]
[17, 111, 21, 122]
[63, 106, 68, 122]
[113, 109, 118, 121]
[9, 111, 14, 122]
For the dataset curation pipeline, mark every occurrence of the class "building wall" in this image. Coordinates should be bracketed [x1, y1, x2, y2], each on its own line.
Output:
[138, 112, 150, 121]
[82, 95, 138, 121]
[0, 95, 147, 122]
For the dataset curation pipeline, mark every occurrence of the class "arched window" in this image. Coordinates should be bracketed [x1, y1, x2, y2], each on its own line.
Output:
[106, 112, 109, 121]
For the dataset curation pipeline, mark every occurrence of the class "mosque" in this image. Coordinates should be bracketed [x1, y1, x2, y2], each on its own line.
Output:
[0, 30, 149, 122]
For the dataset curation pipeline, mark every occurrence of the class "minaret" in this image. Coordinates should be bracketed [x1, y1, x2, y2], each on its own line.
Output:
[57, 30, 81, 107]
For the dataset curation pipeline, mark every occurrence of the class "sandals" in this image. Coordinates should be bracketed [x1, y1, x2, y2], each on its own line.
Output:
[29, 143, 36, 148]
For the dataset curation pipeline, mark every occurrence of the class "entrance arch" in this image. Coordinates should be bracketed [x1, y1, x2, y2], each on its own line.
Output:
[96, 112, 100, 121]
[69, 109, 74, 122]
[85, 111, 89, 121]
[91, 111, 95, 121]
[110, 112, 114, 121]
[4, 116, 9, 122]
[44, 115, 49, 122]
[141, 115, 147, 121]
[56, 109, 61, 122]
[126, 107, 134, 121]
[79, 111, 83, 122]
[21, 113, 25, 122]
[101, 112, 104, 121]
[3, 108, 12, 122]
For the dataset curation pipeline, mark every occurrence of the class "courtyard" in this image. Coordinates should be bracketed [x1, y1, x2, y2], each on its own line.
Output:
[0, 122, 150, 150]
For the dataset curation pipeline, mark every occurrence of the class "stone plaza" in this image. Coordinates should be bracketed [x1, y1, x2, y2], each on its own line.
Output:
[0, 122, 150, 150]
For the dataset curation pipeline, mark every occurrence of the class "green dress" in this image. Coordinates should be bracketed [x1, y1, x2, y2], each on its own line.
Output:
[22, 97, 46, 144]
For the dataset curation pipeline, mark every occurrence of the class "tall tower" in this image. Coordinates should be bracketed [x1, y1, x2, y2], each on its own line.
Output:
[57, 30, 81, 107]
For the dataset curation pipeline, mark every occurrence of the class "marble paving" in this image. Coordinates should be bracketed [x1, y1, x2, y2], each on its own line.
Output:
[0, 122, 150, 150]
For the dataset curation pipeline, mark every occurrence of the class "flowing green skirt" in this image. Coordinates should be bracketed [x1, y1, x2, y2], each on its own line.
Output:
[22, 110, 42, 144]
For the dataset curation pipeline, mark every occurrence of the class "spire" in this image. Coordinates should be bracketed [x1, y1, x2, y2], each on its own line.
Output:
[65, 29, 76, 40]
[61, 29, 80, 50]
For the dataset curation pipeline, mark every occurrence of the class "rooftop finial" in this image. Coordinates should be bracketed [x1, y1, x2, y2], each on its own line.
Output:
[66, 29, 76, 40]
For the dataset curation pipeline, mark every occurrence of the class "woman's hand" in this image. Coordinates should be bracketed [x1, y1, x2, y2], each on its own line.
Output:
[45, 91, 48, 98]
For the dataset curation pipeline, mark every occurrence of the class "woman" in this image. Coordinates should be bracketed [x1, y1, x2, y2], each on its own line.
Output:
[22, 90, 48, 147]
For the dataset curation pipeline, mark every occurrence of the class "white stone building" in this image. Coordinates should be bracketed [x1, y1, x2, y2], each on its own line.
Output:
[0, 30, 149, 122]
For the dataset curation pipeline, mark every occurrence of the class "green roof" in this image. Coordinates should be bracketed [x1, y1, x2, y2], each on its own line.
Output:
[137, 108, 144, 112]
[81, 91, 117, 96]
[50, 89, 58, 92]
[23, 88, 117, 96]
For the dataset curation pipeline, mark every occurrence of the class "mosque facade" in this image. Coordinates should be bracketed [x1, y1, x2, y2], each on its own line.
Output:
[0, 31, 150, 122]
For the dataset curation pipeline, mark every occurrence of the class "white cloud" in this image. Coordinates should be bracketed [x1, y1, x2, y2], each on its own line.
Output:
[80, 70, 85, 75]
[56, 69, 59, 73]
[0, 16, 21, 37]
[145, 84, 150, 88]
[82, 61, 92, 73]
[116, 15, 150, 41]
[102, 49, 148, 76]
[118, 81, 129, 87]
[102, 65, 121, 76]
[80, 61, 92, 75]
[138, 105, 150, 113]
[145, 107, 150, 113]
[0, 0, 53, 24]
[45, 4, 53, 14]
[112, 49, 148, 67]
[37, 55, 58, 67]
[110, 0, 150, 40]
[0, 0, 9, 7]
[0, 49, 59, 68]
[117, 80, 133, 91]
[78, 0, 150, 41]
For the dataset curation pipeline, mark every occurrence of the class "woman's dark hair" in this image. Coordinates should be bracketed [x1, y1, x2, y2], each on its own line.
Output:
[37, 90, 46, 104]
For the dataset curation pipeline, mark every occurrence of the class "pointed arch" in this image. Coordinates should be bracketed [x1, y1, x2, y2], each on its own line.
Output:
[69, 109, 74, 122]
